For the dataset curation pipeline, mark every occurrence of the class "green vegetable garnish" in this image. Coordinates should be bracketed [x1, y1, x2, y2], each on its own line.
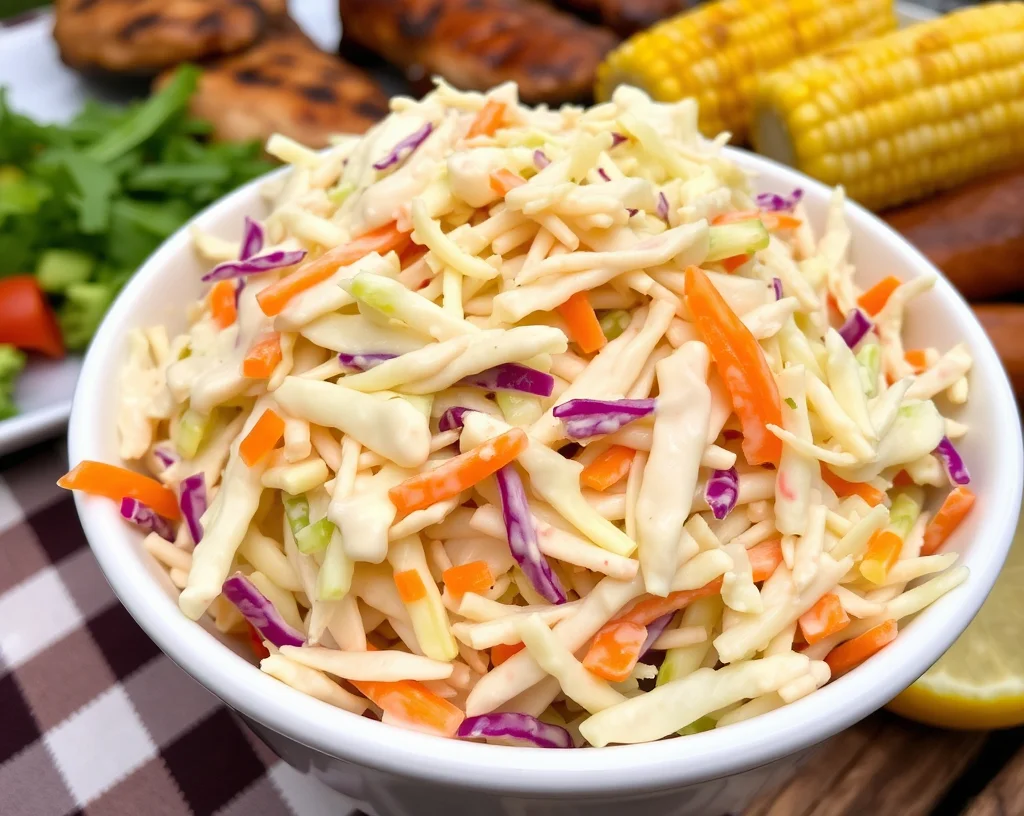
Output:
[0, 66, 275, 415]
[0, 345, 26, 420]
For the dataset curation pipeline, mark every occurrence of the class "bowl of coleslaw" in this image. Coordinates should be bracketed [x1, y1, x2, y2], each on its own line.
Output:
[65, 82, 1022, 816]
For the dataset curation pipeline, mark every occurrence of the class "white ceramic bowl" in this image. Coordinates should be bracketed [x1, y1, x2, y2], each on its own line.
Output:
[68, 148, 1023, 816]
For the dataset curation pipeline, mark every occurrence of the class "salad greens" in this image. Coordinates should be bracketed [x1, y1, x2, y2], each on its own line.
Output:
[0, 64, 275, 419]
[0, 346, 26, 420]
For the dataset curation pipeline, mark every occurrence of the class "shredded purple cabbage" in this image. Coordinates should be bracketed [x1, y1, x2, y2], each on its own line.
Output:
[934, 436, 971, 485]
[459, 363, 553, 397]
[496, 465, 566, 604]
[610, 132, 628, 147]
[772, 277, 783, 301]
[120, 497, 175, 541]
[756, 189, 803, 212]
[552, 398, 656, 440]
[597, 167, 611, 182]
[626, 208, 638, 217]
[457, 713, 573, 748]
[179, 473, 207, 545]
[533, 149, 550, 169]
[202, 249, 307, 282]
[222, 573, 305, 648]
[838, 309, 872, 349]
[705, 467, 739, 520]
[338, 352, 397, 371]
[152, 445, 178, 469]
[438, 407, 473, 432]
[657, 192, 669, 221]
[372, 122, 434, 171]
[240, 216, 265, 261]
[639, 612, 674, 658]
[233, 278, 246, 310]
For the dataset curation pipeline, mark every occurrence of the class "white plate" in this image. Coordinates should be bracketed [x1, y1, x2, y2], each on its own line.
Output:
[0, 1, 936, 456]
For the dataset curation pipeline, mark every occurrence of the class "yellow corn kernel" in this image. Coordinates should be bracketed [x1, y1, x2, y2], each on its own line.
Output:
[753, 3, 1024, 210]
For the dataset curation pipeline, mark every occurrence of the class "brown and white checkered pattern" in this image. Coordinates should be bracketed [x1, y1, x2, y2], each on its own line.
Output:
[0, 441, 365, 816]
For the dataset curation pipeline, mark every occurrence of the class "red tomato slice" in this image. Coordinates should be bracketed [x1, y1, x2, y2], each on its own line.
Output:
[0, 276, 65, 358]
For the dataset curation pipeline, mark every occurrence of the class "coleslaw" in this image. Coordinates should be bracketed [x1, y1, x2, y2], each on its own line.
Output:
[59, 80, 977, 749]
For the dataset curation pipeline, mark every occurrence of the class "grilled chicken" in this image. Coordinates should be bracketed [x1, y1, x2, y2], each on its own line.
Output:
[554, 0, 693, 36]
[337, 0, 618, 105]
[53, 0, 285, 74]
[166, 17, 389, 147]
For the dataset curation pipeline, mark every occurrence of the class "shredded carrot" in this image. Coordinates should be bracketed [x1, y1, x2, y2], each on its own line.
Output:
[720, 254, 751, 273]
[443, 561, 494, 596]
[711, 210, 801, 230]
[860, 530, 903, 584]
[921, 486, 976, 556]
[208, 280, 237, 329]
[246, 623, 270, 660]
[580, 446, 635, 492]
[825, 619, 898, 678]
[556, 291, 606, 353]
[256, 222, 410, 316]
[352, 674, 465, 737]
[466, 100, 506, 139]
[489, 169, 526, 197]
[395, 569, 428, 603]
[747, 538, 784, 581]
[685, 265, 782, 465]
[239, 409, 286, 466]
[904, 349, 929, 373]
[857, 276, 902, 316]
[820, 466, 886, 507]
[242, 332, 283, 379]
[582, 620, 647, 682]
[491, 642, 524, 667]
[389, 428, 528, 516]
[58, 460, 181, 520]
[798, 592, 850, 645]
[893, 470, 914, 487]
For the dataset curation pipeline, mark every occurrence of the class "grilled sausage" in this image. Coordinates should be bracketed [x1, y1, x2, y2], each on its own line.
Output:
[884, 168, 1024, 301]
[53, 0, 285, 75]
[337, 0, 618, 105]
[553, 0, 693, 37]
[973, 303, 1024, 397]
[161, 17, 388, 147]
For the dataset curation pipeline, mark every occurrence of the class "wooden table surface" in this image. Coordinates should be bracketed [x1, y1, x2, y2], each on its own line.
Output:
[744, 713, 1024, 815]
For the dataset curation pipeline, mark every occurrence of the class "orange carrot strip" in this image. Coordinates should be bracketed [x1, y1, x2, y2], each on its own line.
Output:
[489, 169, 526, 196]
[246, 623, 271, 660]
[825, 619, 898, 678]
[395, 569, 428, 603]
[711, 210, 801, 230]
[904, 349, 929, 373]
[556, 291, 606, 353]
[256, 222, 410, 316]
[747, 538, 784, 581]
[352, 675, 465, 737]
[921, 486, 976, 556]
[798, 592, 850, 645]
[58, 460, 181, 521]
[242, 332, 282, 379]
[580, 446, 635, 492]
[239, 409, 286, 466]
[857, 276, 902, 317]
[582, 620, 647, 682]
[209, 280, 237, 329]
[617, 580, 724, 630]
[820, 465, 886, 507]
[491, 642, 524, 667]
[720, 253, 751, 273]
[443, 561, 494, 596]
[685, 265, 783, 465]
[892, 470, 914, 487]
[466, 100, 506, 139]
[389, 428, 528, 516]
[860, 530, 903, 584]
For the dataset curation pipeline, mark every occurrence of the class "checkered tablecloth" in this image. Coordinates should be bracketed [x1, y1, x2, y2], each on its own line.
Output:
[0, 441, 364, 816]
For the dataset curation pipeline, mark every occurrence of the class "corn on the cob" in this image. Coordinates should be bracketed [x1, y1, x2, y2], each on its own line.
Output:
[753, 3, 1024, 211]
[594, 0, 896, 142]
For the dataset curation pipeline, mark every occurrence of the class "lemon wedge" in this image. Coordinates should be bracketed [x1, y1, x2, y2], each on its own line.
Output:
[887, 517, 1024, 730]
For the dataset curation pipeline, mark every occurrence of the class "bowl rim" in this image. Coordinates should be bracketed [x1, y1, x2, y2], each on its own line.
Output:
[69, 147, 1023, 795]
